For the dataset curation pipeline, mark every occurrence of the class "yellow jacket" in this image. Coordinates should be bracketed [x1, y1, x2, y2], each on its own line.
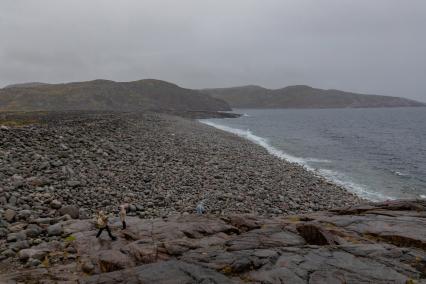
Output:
[97, 211, 109, 228]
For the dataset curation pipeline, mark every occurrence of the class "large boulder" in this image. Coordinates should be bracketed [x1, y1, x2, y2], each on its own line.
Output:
[17, 210, 32, 221]
[18, 248, 49, 261]
[59, 205, 79, 219]
[25, 224, 44, 238]
[7, 231, 27, 242]
[50, 199, 62, 209]
[47, 223, 63, 236]
[3, 209, 16, 222]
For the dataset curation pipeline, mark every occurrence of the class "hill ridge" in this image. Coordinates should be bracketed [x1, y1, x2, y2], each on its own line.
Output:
[201, 85, 425, 108]
[0, 79, 230, 112]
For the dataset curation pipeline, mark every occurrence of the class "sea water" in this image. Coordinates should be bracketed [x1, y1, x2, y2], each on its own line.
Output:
[201, 107, 426, 201]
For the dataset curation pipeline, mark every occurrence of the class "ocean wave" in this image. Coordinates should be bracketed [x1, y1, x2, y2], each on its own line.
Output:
[420, 195, 426, 199]
[200, 119, 390, 202]
[201, 120, 310, 167]
[392, 170, 410, 177]
[317, 169, 393, 201]
[304, 158, 332, 163]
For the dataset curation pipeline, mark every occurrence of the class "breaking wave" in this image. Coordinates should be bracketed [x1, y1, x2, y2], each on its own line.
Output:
[201, 119, 392, 202]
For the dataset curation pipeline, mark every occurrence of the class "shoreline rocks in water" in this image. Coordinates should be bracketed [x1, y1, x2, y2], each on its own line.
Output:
[1, 199, 425, 282]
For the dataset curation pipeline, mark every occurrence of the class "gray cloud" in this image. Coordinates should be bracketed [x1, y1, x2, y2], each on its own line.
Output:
[1, 0, 425, 101]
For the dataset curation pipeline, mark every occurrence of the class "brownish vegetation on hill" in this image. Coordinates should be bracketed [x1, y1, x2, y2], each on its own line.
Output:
[202, 85, 425, 108]
[0, 79, 230, 112]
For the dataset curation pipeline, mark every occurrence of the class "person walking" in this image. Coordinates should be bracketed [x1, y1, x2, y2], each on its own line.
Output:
[196, 201, 206, 215]
[96, 210, 117, 240]
[119, 204, 127, 230]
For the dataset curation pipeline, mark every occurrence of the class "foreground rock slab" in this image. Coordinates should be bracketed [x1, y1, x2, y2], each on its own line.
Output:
[1, 200, 425, 283]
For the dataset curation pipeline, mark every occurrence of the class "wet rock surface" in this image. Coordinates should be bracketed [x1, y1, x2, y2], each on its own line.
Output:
[1, 200, 425, 283]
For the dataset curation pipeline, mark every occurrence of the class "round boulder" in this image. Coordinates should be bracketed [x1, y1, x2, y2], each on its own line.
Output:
[18, 248, 48, 261]
[3, 209, 16, 222]
[59, 205, 79, 219]
[50, 199, 62, 209]
[47, 223, 63, 236]
[25, 224, 44, 238]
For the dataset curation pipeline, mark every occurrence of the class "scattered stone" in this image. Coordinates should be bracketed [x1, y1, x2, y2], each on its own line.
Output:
[7, 231, 27, 242]
[10, 240, 30, 251]
[18, 248, 48, 261]
[25, 224, 44, 238]
[0, 228, 9, 238]
[81, 260, 95, 274]
[1, 249, 15, 258]
[50, 199, 62, 209]
[4, 209, 16, 222]
[59, 206, 79, 219]
[17, 210, 32, 221]
[47, 223, 63, 236]
[29, 258, 42, 267]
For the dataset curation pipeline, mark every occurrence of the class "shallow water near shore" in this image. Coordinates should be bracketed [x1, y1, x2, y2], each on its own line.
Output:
[201, 107, 426, 201]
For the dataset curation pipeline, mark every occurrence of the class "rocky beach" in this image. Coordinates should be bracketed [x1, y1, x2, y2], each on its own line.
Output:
[0, 111, 360, 220]
[1, 111, 425, 283]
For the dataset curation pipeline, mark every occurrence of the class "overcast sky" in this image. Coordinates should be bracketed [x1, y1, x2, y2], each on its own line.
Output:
[0, 0, 425, 101]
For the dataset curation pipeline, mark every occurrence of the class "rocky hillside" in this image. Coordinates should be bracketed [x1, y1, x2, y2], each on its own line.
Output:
[1, 200, 425, 283]
[0, 79, 230, 112]
[3, 82, 49, 89]
[202, 85, 425, 108]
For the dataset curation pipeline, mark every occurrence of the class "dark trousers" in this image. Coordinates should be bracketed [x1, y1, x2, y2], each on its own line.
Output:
[122, 221, 126, 230]
[96, 225, 115, 240]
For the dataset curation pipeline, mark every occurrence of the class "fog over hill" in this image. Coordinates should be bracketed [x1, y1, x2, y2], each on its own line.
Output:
[0, 79, 230, 112]
[201, 85, 425, 109]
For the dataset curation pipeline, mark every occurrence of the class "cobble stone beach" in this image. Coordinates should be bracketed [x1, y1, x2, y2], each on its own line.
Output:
[0, 111, 360, 221]
[1, 112, 426, 283]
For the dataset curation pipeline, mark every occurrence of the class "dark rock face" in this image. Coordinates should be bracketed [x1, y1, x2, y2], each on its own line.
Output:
[1, 200, 425, 283]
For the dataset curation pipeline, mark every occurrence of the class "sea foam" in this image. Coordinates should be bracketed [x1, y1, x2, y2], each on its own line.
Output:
[201, 120, 391, 202]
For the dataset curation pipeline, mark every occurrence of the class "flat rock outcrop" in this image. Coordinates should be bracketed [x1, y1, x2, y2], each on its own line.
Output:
[1, 200, 425, 283]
